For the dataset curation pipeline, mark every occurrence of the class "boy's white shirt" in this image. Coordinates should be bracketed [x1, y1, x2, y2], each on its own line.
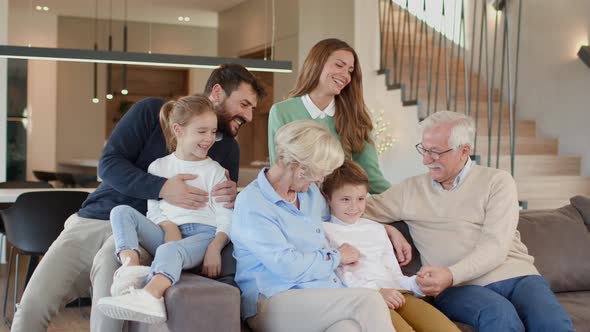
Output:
[146, 153, 233, 236]
[323, 216, 425, 296]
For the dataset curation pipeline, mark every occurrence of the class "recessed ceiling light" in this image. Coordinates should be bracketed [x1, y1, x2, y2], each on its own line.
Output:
[184, 17, 190, 22]
[35, 5, 42, 10]
[35, 5, 50, 11]
[43, 6, 49, 11]
[177, 16, 183, 21]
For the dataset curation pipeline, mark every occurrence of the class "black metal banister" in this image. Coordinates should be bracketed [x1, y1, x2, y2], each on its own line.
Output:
[377, 0, 521, 177]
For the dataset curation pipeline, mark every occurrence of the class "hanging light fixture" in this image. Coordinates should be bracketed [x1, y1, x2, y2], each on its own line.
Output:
[92, 0, 99, 104]
[106, 0, 113, 100]
[0, 1, 292, 73]
[121, 0, 129, 96]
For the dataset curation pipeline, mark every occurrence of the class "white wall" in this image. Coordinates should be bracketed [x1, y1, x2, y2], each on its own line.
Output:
[354, 0, 423, 184]
[297, 0, 355, 64]
[462, 1, 590, 176]
[515, 1, 590, 175]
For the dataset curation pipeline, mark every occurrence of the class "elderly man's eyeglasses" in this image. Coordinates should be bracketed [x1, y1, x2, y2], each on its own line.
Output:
[415, 143, 454, 160]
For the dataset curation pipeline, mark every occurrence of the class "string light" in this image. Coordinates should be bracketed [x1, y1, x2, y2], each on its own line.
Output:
[370, 109, 397, 155]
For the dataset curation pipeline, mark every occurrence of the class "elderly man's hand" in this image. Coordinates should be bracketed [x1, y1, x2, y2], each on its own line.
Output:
[416, 266, 453, 296]
[383, 224, 412, 266]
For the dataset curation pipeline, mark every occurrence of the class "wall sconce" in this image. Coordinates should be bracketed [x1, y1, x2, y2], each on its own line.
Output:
[578, 45, 590, 68]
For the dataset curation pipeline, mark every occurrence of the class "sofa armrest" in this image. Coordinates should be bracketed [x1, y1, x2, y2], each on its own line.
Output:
[129, 273, 241, 332]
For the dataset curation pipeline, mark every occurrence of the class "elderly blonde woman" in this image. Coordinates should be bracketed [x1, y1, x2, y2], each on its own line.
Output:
[232, 120, 394, 332]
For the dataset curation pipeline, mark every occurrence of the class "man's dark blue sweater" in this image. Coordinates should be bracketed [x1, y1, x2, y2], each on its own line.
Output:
[78, 97, 240, 221]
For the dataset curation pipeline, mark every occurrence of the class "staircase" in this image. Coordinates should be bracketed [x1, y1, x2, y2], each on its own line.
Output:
[377, 0, 590, 209]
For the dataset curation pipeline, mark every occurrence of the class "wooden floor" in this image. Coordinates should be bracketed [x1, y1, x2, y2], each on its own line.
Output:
[0, 263, 91, 332]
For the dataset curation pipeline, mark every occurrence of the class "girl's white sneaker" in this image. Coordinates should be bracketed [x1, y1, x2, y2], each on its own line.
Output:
[110, 263, 150, 296]
[98, 288, 166, 324]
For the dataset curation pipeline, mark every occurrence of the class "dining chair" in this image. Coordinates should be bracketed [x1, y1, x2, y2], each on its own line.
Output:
[0, 191, 88, 325]
[0, 181, 55, 293]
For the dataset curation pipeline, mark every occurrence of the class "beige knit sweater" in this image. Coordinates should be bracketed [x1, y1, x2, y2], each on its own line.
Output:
[364, 165, 539, 286]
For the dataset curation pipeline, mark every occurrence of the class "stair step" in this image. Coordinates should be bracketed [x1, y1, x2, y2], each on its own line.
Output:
[418, 101, 512, 116]
[517, 176, 590, 200]
[415, 108, 534, 136]
[413, 84, 500, 102]
[478, 155, 581, 176]
[474, 136, 558, 155]
[474, 120, 535, 137]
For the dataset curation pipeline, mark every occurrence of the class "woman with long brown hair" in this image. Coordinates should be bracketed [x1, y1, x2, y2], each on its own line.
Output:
[268, 38, 390, 194]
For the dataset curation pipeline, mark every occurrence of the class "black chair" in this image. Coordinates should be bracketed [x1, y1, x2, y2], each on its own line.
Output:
[55, 172, 77, 188]
[0, 181, 55, 299]
[0, 191, 89, 325]
[32, 171, 57, 183]
[0, 181, 53, 189]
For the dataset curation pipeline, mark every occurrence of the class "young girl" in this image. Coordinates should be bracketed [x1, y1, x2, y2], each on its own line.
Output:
[97, 94, 233, 324]
[322, 160, 460, 332]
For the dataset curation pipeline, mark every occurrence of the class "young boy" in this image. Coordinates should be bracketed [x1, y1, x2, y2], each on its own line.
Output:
[322, 160, 460, 332]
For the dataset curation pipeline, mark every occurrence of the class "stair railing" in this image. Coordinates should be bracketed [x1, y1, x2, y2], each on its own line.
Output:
[378, 0, 523, 177]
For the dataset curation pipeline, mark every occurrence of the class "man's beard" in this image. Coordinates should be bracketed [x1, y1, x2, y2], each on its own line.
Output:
[214, 101, 238, 137]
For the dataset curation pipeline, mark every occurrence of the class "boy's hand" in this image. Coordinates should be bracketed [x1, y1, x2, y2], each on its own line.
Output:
[202, 244, 222, 278]
[159, 221, 182, 242]
[379, 288, 406, 309]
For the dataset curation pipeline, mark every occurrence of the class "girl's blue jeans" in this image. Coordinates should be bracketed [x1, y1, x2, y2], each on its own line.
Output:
[110, 205, 216, 284]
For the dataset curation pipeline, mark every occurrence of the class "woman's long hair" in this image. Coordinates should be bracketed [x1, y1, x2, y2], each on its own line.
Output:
[288, 38, 373, 157]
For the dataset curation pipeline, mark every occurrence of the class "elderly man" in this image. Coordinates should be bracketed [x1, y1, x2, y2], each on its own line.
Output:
[365, 111, 573, 332]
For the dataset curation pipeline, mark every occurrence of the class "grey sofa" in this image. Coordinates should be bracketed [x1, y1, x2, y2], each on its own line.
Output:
[128, 195, 590, 332]
[128, 243, 241, 332]
[395, 195, 590, 332]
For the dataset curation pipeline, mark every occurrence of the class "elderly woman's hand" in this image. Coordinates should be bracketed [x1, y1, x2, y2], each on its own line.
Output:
[337, 243, 360, 266]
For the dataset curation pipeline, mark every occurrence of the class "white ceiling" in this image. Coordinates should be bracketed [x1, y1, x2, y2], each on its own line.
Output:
[17, 0, 248, 28]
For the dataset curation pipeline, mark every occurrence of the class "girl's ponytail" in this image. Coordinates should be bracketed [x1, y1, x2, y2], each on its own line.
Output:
[159, 100, 177, 152]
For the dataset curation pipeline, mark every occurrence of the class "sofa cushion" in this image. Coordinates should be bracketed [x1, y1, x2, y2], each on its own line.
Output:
[518, 204, 590, 292]
[129, 273, 241, 332]
[391, 221, 423, 277]
[571, 195, 590, 230]
[188, 241, 237, 287]
[556, 291, 590, 332]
